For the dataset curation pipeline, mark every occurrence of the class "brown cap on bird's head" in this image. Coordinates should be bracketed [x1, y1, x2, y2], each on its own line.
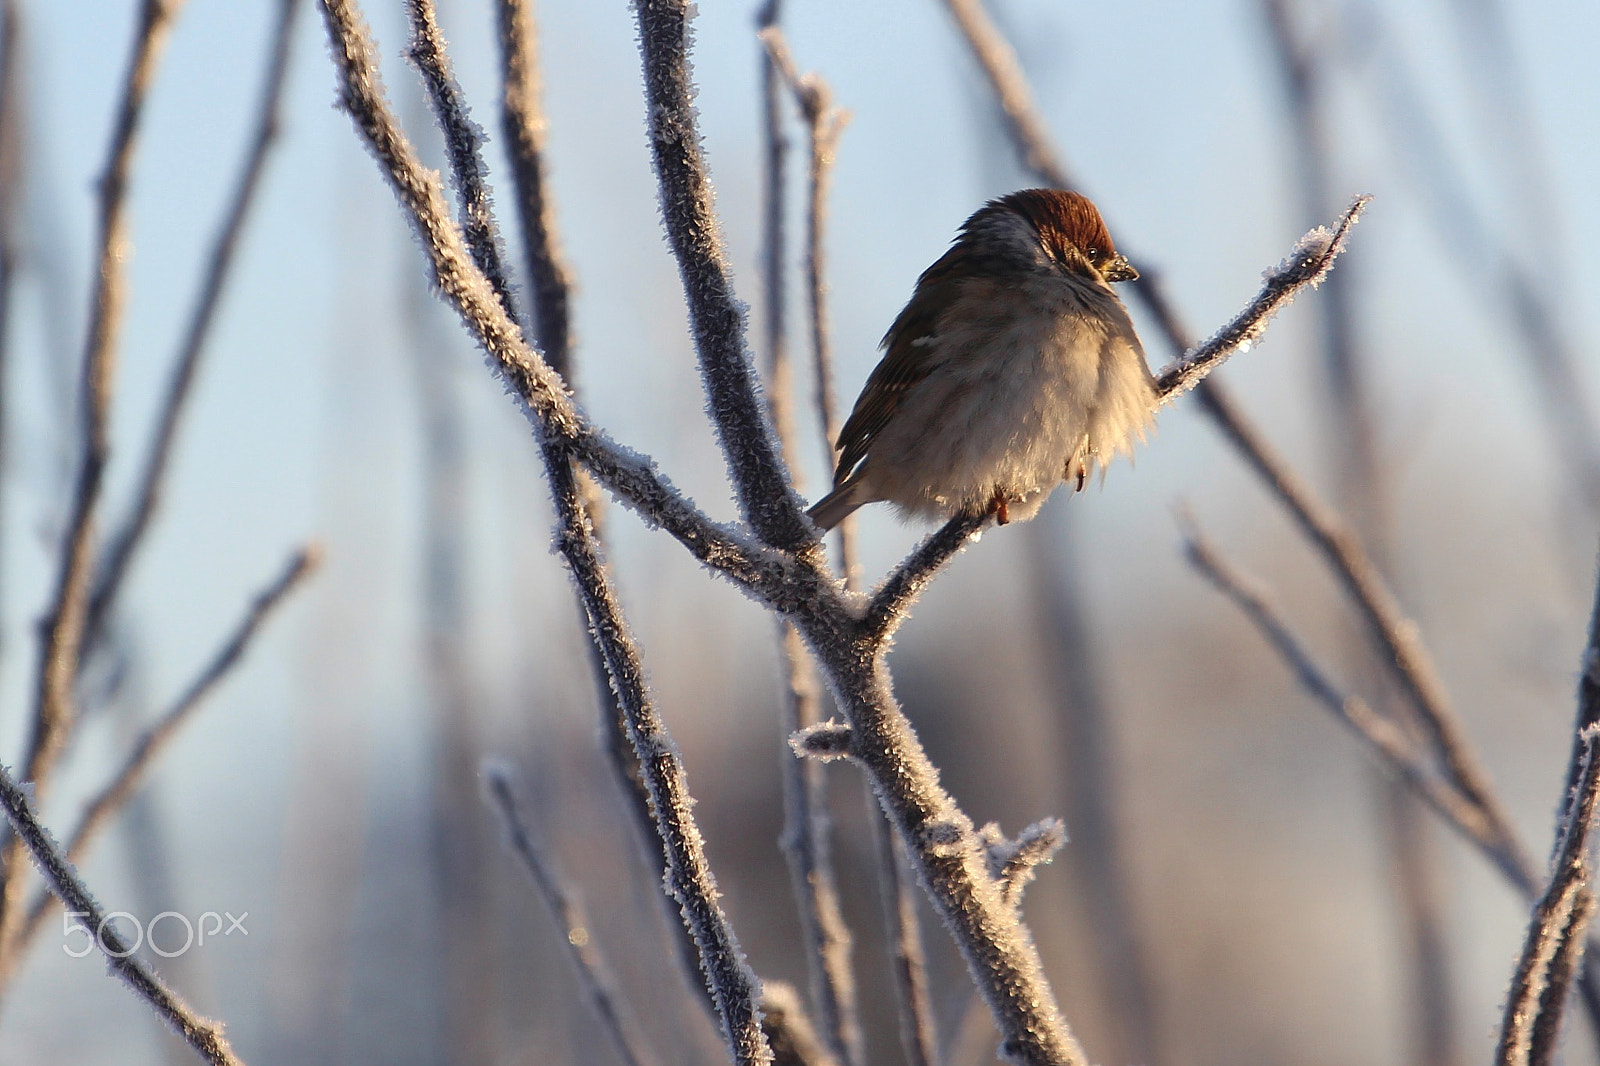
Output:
[993, 188, 1139, 283]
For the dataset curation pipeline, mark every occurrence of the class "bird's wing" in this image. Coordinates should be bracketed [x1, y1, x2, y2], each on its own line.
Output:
[832, 263, 964, 486]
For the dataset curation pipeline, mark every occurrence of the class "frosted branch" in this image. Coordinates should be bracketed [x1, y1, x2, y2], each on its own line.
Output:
[758, 16, 862, 1063]
[1496, 725, 1600, 1066]
[791, 721, 852, 761]
[406, 0, 518, 321]
[10, 547, 318, 962]
[1152, 197, 1370, 402]
[981, 819, 1066, 907]
[484, 767, 660, 1066]
[759, 25, 858, 584]
[0, 761, 244, 1064]
[864, 513, 988, 645]
[632, 0, 813, 551]
[775, 626, 862, 1066]
[495, 0, 574, 380]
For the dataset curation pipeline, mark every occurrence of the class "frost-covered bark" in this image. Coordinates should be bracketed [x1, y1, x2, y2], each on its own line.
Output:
[0, 763, 244, 1065]
[631, 0, 812, 551]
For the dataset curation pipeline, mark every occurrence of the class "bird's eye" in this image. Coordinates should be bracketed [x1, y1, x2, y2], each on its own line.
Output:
[1086, 248, 1102, 264]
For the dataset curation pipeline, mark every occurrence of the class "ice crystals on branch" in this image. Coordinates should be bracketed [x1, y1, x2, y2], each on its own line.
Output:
[790, 721, 854, 761]
[1152, 195, 1371, 404]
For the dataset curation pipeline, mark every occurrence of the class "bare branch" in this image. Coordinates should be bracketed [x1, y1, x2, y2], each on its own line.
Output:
[10, 547, 318, 965]
[757, 4, 796, 470]
[495, 0, 573, 380]
[759, 26, 857, 584]
[1181, 520, 1524, 886]
[1, 0, 185, 965]
[981, 818, 1067, 907]
[315, 0, 802, 610]
[1353, 1, 1600, 510]
[863, 513, 988, 645]
[484, 766, 660, 1066]
[380, 3, 772, 1059]
[632, 0, 812, 551]
[0, 761, 244, 1065]
[1153, 197, 1370, 403]
[757, 17, 863, 1064]
[809, 647, 1090, 1066]
[85, 0, 299, 652]
[1496, 724, 1600, 1066]
[406, 0, 518, 322]
[775, 626, 862, 1066]
[866, 802, 941, 1066]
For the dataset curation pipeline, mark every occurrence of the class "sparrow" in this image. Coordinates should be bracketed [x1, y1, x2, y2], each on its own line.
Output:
[807, 189, 1156, 531]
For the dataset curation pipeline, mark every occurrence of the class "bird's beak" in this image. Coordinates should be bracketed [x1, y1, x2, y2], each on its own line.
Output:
[1101, 254, 1138, 283]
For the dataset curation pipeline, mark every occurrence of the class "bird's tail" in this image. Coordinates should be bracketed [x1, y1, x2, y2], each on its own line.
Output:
[806, 474, 874, 532]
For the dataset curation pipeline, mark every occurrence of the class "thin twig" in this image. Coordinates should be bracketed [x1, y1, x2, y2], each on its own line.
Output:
[1496, 721, 1600, 1066]
[0, 761, 244, 1065]
[84, 0, 299, 653]
[867, 791, 940, 1066]
[1181, 520, 1521, 884]
[382, 3, 771, 1060]
[632, 0, 812, 551]
[1180, 511, 1600, 1037]
[0, 0, 185, 967]
[765, 28, 940, 1061]
[757, 3, 795, 465]
[939, 0, 1075, 190]
[484, 766, 661, 1066]
[496, 0, 573, 381]
[406, 0, 517, 324]
[775, 624, 862, 1066]
[491, 14, 704, 1025]
[759, 27, 857, 584]
[9, 547, 319, 964]
[1192, 381, 1530, 875]
[757, 15, 863, 1065]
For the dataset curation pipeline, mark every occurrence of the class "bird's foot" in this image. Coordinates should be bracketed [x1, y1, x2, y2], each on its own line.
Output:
[987, 490, 1010, 525]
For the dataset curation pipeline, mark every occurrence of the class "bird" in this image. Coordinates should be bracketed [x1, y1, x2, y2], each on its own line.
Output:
[806, 188, 1156, 531]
